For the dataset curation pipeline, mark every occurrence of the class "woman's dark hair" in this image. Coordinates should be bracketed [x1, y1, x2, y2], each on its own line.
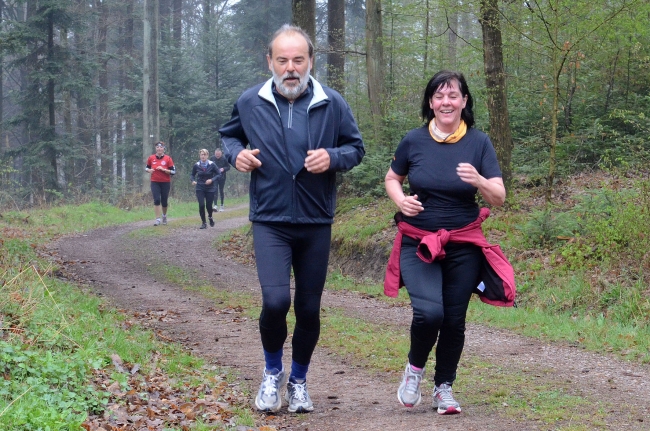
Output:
[420, 70, 474, 128]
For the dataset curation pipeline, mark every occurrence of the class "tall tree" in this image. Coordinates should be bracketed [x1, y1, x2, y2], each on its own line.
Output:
[480, 0, 514, 194]
[292, 0, 315, 43]
[327, 0, 345, 93]
[96, 0, 109, 189]
[365, 0, 386, 145]
[143, 0, 160, 190]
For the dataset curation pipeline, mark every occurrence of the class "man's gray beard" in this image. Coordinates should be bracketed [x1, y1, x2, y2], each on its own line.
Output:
[273, 72, 309, 100]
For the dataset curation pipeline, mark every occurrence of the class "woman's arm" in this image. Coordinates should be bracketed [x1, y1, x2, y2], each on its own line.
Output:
[385, 168, 423, 217]
[456, 163, 506, 206]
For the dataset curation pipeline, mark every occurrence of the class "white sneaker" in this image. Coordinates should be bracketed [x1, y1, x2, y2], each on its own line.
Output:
[397, 363, 423, 407]
[433, 383, 461, 414]
[220, 205, 225, 212]
[254, 368, 286, 412]
[285, 379, 314, 413]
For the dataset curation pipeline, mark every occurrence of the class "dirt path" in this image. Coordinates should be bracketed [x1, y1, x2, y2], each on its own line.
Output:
[50, 210, 650, 430]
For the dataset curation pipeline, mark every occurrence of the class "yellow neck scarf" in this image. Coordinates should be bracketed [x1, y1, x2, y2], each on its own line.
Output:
[429, 119, 467, 143]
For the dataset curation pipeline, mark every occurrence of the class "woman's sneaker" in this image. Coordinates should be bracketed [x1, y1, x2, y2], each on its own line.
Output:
[209, 217, 214, 227]
[255, 368, 286, 412]
[285, 379, 314, 413]
[397, 363, 423, 407]
[433, 383, 461, 414]
[162, 215, 167, 225]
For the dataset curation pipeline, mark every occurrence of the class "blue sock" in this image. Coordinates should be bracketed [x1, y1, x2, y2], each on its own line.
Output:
[263, 348, 283, 373]
[290, 360, 309, 382]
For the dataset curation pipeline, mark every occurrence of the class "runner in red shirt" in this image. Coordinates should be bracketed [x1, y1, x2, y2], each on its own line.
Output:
[146, 142, 176, 226]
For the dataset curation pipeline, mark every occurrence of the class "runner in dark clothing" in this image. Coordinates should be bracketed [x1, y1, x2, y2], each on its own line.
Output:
[210, 148, 230, 211]
[219, 25, 364, 414]
[190, 149, 221, 229]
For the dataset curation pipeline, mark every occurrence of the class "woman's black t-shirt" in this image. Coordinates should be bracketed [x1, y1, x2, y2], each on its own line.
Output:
[390, 126, 502, 231]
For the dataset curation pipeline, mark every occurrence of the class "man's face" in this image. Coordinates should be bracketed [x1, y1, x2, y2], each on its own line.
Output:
[268, 32, 312, 100]
[215, 150, 222, 159]
[155, 145, 165, 156]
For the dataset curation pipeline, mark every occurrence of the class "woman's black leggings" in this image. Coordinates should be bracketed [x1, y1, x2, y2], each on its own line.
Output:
[400, 236, 482, 385]
[195, 189, 215, 223]
[151, 181, 171, 207]
[252, 222, 331, 366]
[216, 176, 226, 206]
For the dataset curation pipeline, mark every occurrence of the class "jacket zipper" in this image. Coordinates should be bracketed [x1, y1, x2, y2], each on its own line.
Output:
[288, 101, 293, 129]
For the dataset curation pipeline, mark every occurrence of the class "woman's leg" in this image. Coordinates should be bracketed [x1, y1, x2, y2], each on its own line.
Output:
[433, 243, 482, 385]
[150, 182, 162, 220]
[400, 236, 444, 369]
[195, 189, 206, 223]
[159, 182, 171, 216]
[205, 191, 216, 218]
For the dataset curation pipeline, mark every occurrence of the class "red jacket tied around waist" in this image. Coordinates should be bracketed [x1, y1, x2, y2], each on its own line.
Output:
[384, 207, 516, 307]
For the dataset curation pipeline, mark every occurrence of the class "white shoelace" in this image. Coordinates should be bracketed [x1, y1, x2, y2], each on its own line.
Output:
[291, 382, 308, 401]
[262, 375, 280, 396]
[436, 384, 455, 403]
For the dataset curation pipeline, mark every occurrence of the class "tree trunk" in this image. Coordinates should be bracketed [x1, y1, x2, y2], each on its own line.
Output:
[327, 0, 345, 93]
[604, 48, 620, 115]
[166, 0, 182, 153]
[97, 0, 109, 189]
[423, 0, 430, 78]
[292, 0, 315, 43]
[45, 6, 58, 194]
[73, 0, 91, 189]
[565, 55, 578, 131]
[61, 27, 72, 191]
[480, 0, 514, 195]
[142, 0, 160, 191]
[125, 0, 135, 188]
[447, 5, 458, 70]
[365, 0, 385, 145]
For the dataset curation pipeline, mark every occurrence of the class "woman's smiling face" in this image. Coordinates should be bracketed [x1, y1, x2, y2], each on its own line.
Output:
[429, 79, 467, 134]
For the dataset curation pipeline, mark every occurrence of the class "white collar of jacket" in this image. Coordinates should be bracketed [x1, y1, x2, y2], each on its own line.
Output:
[258, 76, 328, 115]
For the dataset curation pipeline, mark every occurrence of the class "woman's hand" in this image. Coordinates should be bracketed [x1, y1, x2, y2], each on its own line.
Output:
[399, 194, 423, 217]
[206, 179, 212, 185]
[192, 181, 197, 186]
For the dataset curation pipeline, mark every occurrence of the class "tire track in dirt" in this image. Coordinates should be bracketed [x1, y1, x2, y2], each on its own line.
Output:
[51, 212, 650, 430]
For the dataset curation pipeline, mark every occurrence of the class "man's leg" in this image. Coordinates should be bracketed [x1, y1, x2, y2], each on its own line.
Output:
[252, 223, 293, 412]
[286, 224, 331, 412]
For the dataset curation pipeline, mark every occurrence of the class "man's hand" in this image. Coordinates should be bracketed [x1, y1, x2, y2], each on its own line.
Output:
[235, 149, 262, 172]
[304, 149, 330, 174]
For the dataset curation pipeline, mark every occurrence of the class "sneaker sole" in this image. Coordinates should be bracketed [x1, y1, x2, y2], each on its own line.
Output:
[436, 405, 461, 415]
[287, 404, 314, 413]
[255, 398, 283, 413]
